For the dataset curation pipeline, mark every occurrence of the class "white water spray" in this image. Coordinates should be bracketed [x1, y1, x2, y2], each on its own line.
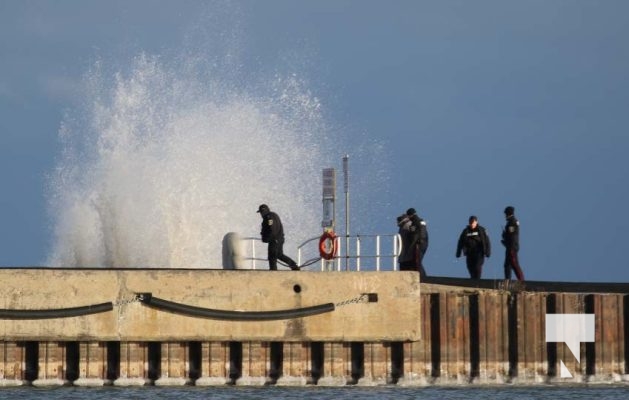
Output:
[47, 54, 332, 268]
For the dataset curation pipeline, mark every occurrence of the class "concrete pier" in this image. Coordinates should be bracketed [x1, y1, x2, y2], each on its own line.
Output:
[0, 268, 627, 386]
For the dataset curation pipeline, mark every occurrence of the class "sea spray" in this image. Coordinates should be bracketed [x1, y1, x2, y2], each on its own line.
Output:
[47, 54, 333, 268]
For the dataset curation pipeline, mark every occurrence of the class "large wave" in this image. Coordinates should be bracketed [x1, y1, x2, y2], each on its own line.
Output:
[46, 52, 337, 268]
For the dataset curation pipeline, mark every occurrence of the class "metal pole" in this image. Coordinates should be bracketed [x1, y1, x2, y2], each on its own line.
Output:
[343, 154, 349, 271]
[376, 235, 381, 271]
[321, 168, 336, 271]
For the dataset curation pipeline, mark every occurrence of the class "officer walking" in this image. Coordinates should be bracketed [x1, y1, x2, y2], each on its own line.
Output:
[257, 204, 300, 271]
[406, 208, 428, 278]
[456, 216, 491, 279]
[397, 214, 416, 271]
[501, 206, 525, 281]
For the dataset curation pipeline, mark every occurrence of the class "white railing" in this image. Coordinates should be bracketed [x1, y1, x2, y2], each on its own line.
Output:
[241, 233, 402, 271]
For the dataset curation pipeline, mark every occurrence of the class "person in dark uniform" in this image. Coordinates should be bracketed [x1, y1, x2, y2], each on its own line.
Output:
[501, 206, 525, 281]
[406, 208, 428, 278]
[257, 204, 299, 271]
[456, 215, 491, 279]
[397, 214, 416, 271]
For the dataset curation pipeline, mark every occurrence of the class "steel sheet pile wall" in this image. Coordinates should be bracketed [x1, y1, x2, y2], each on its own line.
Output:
[590, 294, 626, 381]
[398, 290, 628, 385]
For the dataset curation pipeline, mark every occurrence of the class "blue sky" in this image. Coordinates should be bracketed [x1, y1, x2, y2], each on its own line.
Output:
[1, 1, 628, 281]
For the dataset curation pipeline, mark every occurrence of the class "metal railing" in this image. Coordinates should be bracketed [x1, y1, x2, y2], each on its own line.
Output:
[241, 233, 402, 271]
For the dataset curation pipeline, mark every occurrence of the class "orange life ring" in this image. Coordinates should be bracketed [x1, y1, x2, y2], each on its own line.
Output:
[318, 231, 338, 260]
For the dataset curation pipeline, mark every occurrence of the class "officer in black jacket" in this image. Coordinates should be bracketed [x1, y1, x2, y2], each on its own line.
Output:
[456, 216, 491, 279]
[406, 208, 428, 278]
[501, 206, 525, 281]
[257, 204, 299, 271]
[397, 214, 416, 270]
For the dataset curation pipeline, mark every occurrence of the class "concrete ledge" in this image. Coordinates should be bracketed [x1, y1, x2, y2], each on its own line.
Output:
[355, 377, 387, 386]
[195, 377, 228, 386]
[31, 378, 67, 387]
[234, 377, 268, 386]
[0, 379, 25, 387]
[316, 376, 348, 386]
[396, 376, 430, 386]
[0, 268, 421, 342]
[73, 378, 109, 387]
[275, 376, 308, 386]
[113, 377, 150, 386]
[154, 377, 190, 386]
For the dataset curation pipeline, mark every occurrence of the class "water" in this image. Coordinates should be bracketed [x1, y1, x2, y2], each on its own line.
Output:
[44, 6, 391, 270]
[46, 52, 333, 269]
[2, 386, 628, 400]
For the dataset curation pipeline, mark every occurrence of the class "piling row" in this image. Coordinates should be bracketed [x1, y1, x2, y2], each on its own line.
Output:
[1, 291, 627, 386]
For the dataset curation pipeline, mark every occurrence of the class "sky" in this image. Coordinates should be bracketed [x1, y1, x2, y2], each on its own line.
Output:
[1, 0, 628, 282]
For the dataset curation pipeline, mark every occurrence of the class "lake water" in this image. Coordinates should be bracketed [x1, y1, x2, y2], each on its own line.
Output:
[2, 385, 628, 400]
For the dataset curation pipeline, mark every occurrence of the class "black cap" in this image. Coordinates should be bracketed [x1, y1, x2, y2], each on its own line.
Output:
[256, 204, 269, 213]
[504, 206, 515, 215]
[406, 208, 416, 216]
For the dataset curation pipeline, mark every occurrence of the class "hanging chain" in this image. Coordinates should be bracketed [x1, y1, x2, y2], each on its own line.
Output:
[335, 294, 368, 308]
[114, 294, 144, 307]
[114, 292, 373, 308]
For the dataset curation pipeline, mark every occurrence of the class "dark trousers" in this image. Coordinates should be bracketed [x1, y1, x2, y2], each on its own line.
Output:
[416, 246, 427, 279]
[399, 262, 416, 271]
[504, 248, 525, 281]
[400, 245, 426, 280]
[465, 253, 484, 279]
[268, 239, 297, 270]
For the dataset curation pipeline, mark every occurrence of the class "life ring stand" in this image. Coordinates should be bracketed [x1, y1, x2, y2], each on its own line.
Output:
[318, 231, 338, 260]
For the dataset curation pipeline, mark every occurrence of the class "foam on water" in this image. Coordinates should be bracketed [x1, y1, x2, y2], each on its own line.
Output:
[46, 52, 335, 268]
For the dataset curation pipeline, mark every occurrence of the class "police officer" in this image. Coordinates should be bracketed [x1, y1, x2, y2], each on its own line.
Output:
[397, 214, 416, 271]
[456, 216, 491, 279]
[257, 204, 299, 271]
[501, 206, 525, 281]
[406, 208, 428, 278]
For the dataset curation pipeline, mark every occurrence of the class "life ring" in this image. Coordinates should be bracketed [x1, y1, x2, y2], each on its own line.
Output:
[318, 231, 338, 260]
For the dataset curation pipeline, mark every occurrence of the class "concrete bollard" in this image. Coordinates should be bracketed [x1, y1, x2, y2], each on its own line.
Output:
[222, 232, 246, 269]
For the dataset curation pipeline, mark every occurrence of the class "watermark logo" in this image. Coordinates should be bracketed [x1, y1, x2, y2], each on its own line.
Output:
[545, 314, 595, 378]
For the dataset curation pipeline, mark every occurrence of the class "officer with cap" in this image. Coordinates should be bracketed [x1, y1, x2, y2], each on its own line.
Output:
[456, 215, 491, 279]
[257, 204, 300, 271]
[396, 214, 415, 270]
[406, 207, 429, 278]
[501, 206, 525, 281]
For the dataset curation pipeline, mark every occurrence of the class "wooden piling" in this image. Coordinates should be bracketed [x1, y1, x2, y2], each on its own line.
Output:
[361, 342, 390, 385]
[238, 341, 269, 385]
[155, 342, 190, 386]
[516, 292, 547, 383]
[592, 294, 626, 381]
[195, 341, 229, 386]
[277, 342, 309, 386]
[115, 342, 150, 386]
[439, 292, 470, 383]
[399, 293, 433, 385]
[32, 341, 66, 386]
[553, 293, 585, 381]
[317, 342, 350, 386]
[0, 341, 25, 386]
[74, 341, 108, 386]
[477, 291, 509, 383]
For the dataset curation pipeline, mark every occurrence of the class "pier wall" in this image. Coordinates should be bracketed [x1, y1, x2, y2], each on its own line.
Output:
[0, 269, 420, 342]
[1, 269, 628, 386]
